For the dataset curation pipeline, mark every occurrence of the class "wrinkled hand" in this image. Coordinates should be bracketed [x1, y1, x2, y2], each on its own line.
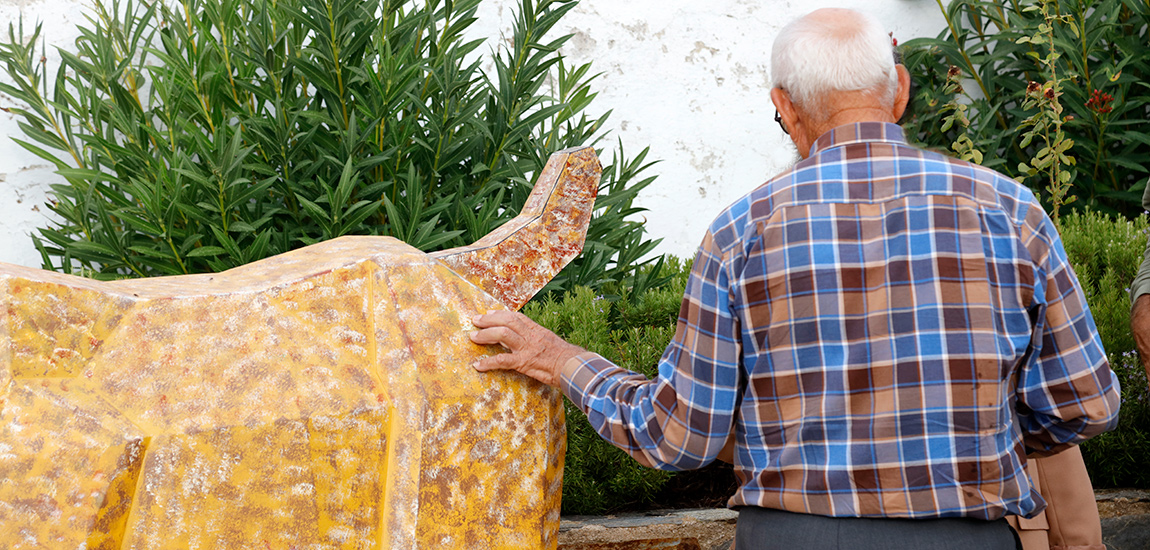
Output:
[469, 310, 586, 388]
[1132, 294, 1150, 384]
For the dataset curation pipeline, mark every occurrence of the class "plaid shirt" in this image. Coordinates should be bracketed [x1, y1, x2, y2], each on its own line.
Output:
[561, 122, 1120, 520]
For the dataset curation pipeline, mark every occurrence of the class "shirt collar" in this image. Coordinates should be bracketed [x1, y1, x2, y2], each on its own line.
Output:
[809, 122, 908, 157]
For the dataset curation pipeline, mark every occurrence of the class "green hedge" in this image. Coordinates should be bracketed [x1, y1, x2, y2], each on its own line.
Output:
[524, 257, 689, 514]
[543, 214, 1150, 513]
[1061, 209, 1150, 488]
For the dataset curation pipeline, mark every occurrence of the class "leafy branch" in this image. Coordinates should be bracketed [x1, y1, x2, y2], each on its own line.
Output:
[1015, 0, 1078, 226]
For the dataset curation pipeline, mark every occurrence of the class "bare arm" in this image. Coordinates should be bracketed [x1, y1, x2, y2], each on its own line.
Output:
[1132, 294, 1150, 383]
[1131, 184, 1150, 384]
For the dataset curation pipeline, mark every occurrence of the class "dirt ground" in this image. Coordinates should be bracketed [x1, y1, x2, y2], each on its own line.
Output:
[558, 515, 735, 550]
[1097, 498, 1150, 518]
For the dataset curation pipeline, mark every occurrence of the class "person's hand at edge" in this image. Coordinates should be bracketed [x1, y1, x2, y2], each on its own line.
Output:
[1131, 294, 1150, 384]
[469, 310, 587, 388]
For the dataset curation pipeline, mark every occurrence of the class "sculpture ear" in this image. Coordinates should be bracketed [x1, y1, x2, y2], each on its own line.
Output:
[430, 146, 601, 310]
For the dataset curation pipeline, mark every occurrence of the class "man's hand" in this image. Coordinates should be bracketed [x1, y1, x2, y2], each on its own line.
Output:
[469, 310, 586, 388]
[1131, 294, 1150, 383]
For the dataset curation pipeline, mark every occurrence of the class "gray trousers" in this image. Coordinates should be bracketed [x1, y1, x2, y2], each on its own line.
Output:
[735, 506, 1022, 550]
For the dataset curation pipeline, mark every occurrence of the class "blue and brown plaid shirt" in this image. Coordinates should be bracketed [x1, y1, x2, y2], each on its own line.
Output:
[560, 122, 1120, 520]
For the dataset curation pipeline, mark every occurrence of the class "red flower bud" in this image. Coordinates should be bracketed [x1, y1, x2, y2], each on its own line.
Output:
[1086, 88, 1115, 114]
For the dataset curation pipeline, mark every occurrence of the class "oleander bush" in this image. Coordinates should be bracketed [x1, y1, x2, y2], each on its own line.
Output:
[901, 0, 1150, 219]
[0, 0, 661, 294]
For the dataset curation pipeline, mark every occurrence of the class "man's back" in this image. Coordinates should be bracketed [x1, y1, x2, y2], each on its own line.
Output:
[696, 122, 1118, 519]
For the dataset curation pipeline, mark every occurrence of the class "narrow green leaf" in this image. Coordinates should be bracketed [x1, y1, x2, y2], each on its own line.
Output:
[186, 246, 227, 257]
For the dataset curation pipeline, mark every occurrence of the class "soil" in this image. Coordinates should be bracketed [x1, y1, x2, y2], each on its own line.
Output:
[558, 520, 735, 550]
[1096, 490, 1150, 518]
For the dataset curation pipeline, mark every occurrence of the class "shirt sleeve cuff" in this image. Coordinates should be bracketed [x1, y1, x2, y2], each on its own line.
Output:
[559, 351, 616, 413]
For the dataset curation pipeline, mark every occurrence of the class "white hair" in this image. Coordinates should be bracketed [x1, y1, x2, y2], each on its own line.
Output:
[771, 10, 899, 114]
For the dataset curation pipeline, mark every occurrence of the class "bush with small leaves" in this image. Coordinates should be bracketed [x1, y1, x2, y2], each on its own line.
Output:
[1060, 209, 1150, 489]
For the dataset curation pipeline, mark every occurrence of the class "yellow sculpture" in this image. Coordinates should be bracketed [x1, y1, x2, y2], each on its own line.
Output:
[0, 146, 601, 549]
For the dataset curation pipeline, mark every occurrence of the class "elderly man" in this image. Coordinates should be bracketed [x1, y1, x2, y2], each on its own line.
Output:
[470, 8, 1120, 549]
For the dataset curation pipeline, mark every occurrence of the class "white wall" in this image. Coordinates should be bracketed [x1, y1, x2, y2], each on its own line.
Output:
[1, 0, 91, 267]
[0, 0, 946, 268]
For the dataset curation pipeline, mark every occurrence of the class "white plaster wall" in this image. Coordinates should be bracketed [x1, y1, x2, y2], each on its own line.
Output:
[0, 0, 945, 268]
[0, 0, 91, 267]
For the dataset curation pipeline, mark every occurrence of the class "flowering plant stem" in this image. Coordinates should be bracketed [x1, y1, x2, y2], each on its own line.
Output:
[1016, 0, 1078, 227]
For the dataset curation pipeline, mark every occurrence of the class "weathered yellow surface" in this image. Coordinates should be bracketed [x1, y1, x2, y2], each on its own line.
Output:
[0, 379, 145, 549]
[0, 147, 600, 549]
[433, 146, 600, 310]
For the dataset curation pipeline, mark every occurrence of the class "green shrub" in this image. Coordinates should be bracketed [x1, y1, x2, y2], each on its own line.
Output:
[901, 0, 1150, 218]
[525, 257, 691, 514]
[0, 0, 660, 294]
[1060, 209, 1150, 488]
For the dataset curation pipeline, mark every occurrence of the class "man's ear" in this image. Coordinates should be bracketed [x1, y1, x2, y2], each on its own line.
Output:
[771, 87, 797, 135]
[771, 87, 813, 158]
[892, 64, 911, 122]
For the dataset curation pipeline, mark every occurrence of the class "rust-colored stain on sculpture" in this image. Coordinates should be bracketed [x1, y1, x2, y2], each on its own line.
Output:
[0, 146, 600, 549]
